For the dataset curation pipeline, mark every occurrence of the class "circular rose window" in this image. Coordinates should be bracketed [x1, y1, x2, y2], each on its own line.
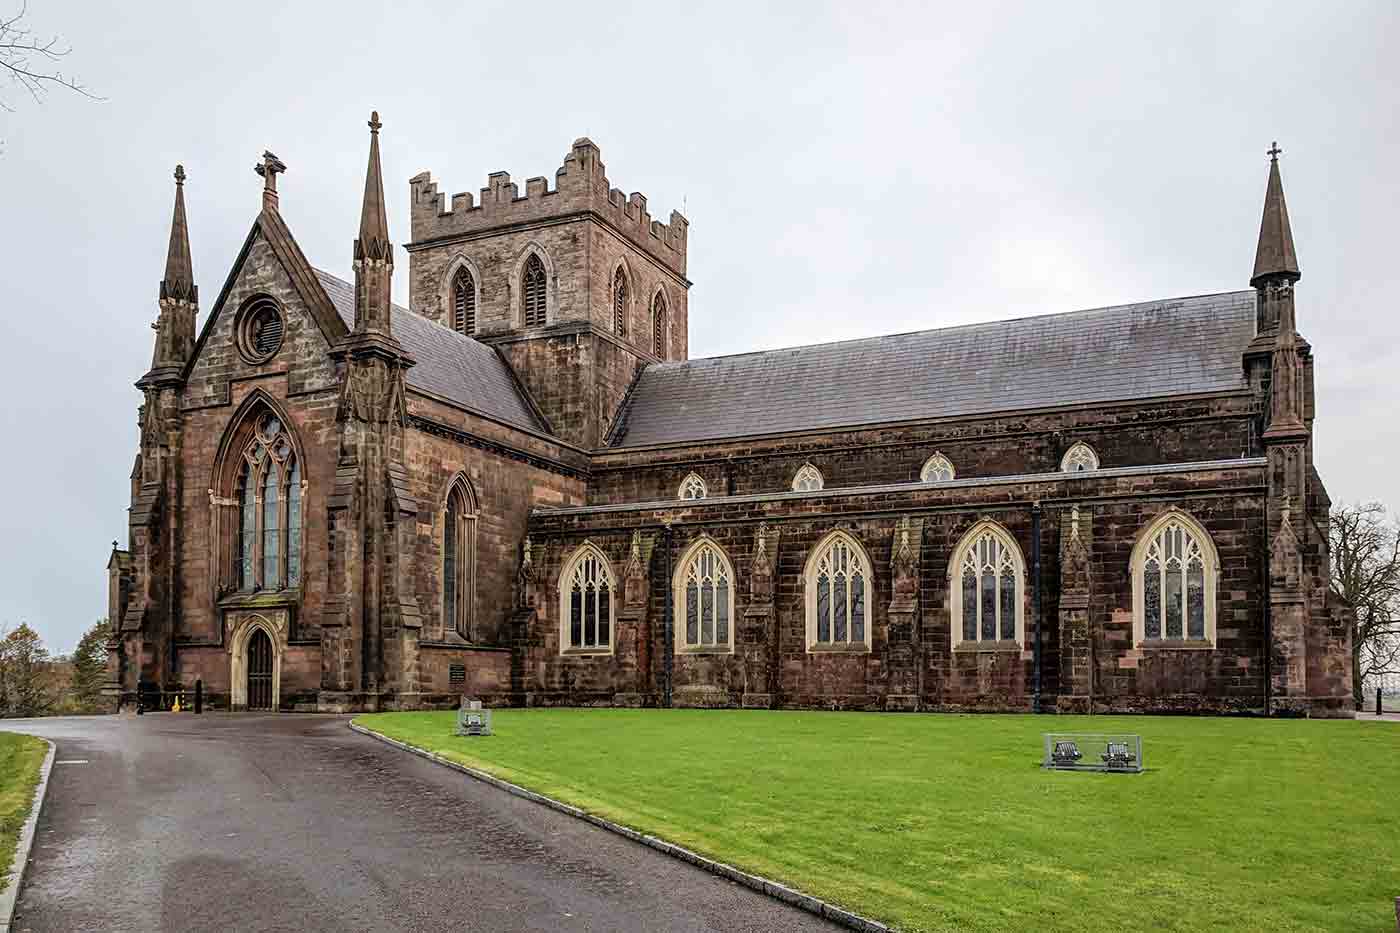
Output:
[238, 297, 285, 363]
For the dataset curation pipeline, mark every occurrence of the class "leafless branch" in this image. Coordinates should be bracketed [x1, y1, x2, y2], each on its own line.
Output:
[0, 2, 102, 113]
[1330, 501, 1400, 701]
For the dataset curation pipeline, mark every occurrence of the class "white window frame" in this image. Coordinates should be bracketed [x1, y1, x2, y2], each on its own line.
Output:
[673, 537, 735, 654]
[558, 542, 616, 656]
[678, 472, 707, 500]
[948, 520, 1026, 650]
[803, 530, 873, 652]
[1130, 509, 1219, 648]
[792, 463, 824, 492]
[1060, 442, 1100, 473]
[920, 452, 956, 483]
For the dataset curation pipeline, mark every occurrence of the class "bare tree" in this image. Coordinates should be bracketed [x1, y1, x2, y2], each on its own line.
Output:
[1328, 502, 1400, 707]
[0, 2, 99, 112]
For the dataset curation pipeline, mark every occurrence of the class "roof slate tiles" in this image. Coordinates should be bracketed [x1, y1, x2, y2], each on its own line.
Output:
[613, 291, 1258, 447]
[314, 270, 542, 433]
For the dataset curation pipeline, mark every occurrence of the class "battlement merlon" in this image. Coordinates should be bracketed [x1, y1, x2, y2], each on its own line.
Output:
[406, 137, 689, 276]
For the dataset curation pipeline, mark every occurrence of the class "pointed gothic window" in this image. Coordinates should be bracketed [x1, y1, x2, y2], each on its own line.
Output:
[1132, 511, 1217, 646]
[651, 292, 667, 358]
[792, 463, 824, 492]
[949, 522, 1024, 648]
[443, 478, 478, 640]
[921, 452, 956, 483]
[805, 531, 872, 651]
[675, 539, 734, 653]
[678, 472, 707, 500]
[613, 268, 629, 336]
[452, 267, 476, 335]
[1060, 442, 1100, 473]
[232, 411, 302, 593]
[560, 544, 614, 653]
[522, 253, 547, 327]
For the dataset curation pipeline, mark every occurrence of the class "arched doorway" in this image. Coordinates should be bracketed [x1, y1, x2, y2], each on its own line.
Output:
[247, 629, 274, 710]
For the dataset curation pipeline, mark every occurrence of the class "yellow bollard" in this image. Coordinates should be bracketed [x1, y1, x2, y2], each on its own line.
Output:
[172, 697, 182, 713]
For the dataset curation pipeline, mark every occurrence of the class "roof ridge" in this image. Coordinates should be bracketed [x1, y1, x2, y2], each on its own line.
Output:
[655, 288, 1255, 368]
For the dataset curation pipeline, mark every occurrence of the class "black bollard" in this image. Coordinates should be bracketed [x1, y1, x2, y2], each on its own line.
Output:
[1379, 687, 1384, 717]
[195, 679, 203, 715]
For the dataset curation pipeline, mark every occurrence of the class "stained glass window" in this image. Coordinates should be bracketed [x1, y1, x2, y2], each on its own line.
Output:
[287, 459, 301, 586]
[1137, 515, 1214, 645]
[953, 524, 1024, 646]
[563, 546, 612, 651]
[1060, 442, 1100, 473]
[792, 464, 824, 492]
[676, 541, 734, 651]
[920, 453, 955, 483]
[233, 410, 301, 592]
[239, 463, 256, 589]
[807, 533, 870, 648]
[262, 465, 280, 589]
[442, 482, 477, 639]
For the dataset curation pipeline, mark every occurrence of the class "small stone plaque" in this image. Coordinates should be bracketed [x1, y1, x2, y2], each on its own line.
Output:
[449, 664, 466, 686]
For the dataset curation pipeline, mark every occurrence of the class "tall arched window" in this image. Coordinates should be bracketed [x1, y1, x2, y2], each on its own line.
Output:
[1060, 442, 1100, 473]
[651, 292, 667, 357]
[921, 452, 956, 483]
[792, 463, 824, 492]
[443, 478, 478, 640]
[612, 267, 629, 336]
[1132, 511, 1218, 646]
[522, 253, 547, 327]
[559, 543, 614, 654]
[678, 472, 707, 500]
[949, 521, 1025, 648]
[804, 531, 872, 651]
[452, 267, 476, 335]
[675, 539, 734, 653]
[233, 412, 302, 592]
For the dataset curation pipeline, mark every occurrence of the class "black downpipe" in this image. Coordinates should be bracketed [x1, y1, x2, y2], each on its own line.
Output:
[662, 522, 674, 708]
[1032, 502, 1043, 714]
[1262, 493, 1272, 717]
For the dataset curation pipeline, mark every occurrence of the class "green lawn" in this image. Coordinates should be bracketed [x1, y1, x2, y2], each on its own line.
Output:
[354, 710, 1400, 933]
[0, 733, 47, 893]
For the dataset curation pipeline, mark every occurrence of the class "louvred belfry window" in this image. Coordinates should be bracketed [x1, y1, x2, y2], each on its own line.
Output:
[452, 267, 476, 335]
[522, 254, 547, 326]
[235, 413, 303, 592]
[613, 268, 629, 336]
[652, 292, 667, 357]
[560, 544, 614, 653]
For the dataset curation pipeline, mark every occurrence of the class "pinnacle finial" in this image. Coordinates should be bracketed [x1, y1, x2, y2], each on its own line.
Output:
[1268, 141, 1282, 162]
[174, 164, 185, 185]
[355, 109, 390, 264]
[159, 161, 196, 305]
[369, 110, 381, 133]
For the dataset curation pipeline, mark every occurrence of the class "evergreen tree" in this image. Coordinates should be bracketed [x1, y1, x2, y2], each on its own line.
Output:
[69, 618, 112, 713]
[0, 624, 53, 718]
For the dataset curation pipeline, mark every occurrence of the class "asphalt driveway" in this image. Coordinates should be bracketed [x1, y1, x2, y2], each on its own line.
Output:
[0, 714, 839, 933]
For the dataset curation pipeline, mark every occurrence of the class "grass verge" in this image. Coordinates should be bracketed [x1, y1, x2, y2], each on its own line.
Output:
[355, 709, 1400, 933]
[0, 733, 48, 893]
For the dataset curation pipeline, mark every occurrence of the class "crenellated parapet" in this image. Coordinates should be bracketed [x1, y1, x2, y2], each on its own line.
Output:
[408, 138, 689, 276]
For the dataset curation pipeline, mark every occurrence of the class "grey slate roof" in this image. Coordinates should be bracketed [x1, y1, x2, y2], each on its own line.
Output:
[614, 291, 1258, 448]
[314, 270, 542, 433]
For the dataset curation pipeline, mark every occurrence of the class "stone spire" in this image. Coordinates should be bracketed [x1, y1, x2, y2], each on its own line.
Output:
[1251, 143, 1300, 287]
[160, 165, 196, 304]
[356, 111, 391, 265]
[143, 165, 198, 379]
[351, 110, 394, 336]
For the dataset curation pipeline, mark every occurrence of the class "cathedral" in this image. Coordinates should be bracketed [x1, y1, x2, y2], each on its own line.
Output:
[105, 115, 1353, 716]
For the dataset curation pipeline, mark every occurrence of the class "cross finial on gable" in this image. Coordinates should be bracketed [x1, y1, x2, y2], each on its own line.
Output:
[174, 164, 185, 186]
[368, 110, 382, 134]
[254, 150, 287, 212]
[1267, 141, 1282, 162]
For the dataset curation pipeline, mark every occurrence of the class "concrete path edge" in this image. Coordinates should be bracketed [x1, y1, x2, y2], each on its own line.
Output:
[0, 738, 56, 933]
[348, 722, 892, 933]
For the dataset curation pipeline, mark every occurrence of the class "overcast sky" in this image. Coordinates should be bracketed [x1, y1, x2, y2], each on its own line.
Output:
[1, 1, 1396, 653]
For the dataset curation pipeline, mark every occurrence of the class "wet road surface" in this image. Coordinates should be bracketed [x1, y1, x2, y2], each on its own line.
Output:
[0, 714, 840, 933]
